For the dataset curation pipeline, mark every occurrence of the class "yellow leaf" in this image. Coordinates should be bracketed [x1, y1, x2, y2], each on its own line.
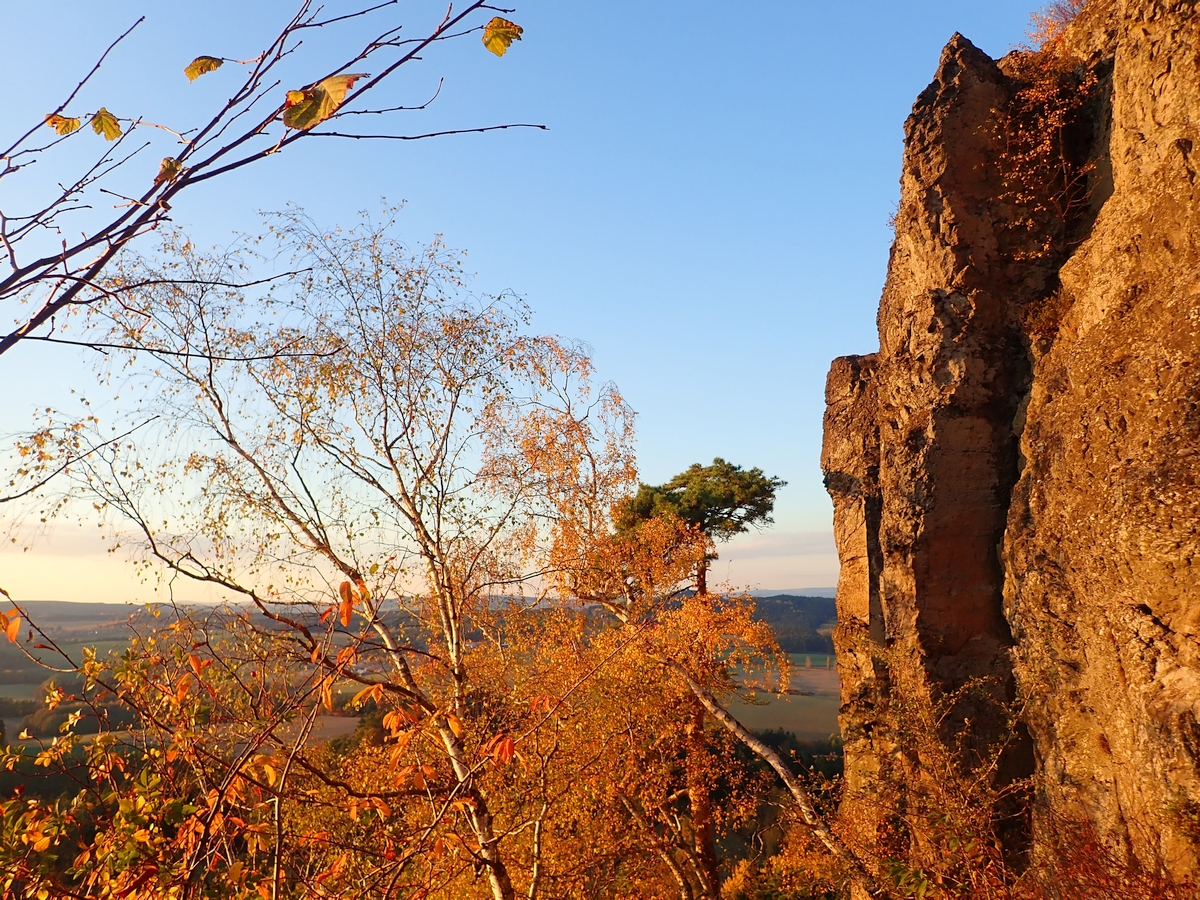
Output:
[482, 17, 523, 57]
[446, 713, 464, 737]
[45, 113, 81, 135]
[155, 157, 181, 187]
[90, 108, 122, 141]
[282, 73, 368, 131]
[184, 56, 224, 82]
[6, 616, 20, 643]
[33, 835, 52, 853]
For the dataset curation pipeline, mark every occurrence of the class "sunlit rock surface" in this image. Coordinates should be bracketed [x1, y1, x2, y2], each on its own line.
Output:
[823, 0, 1200, 881]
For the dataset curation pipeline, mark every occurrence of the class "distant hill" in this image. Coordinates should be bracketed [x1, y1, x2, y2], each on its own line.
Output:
[751, 594, 837, 654]
[0, 596, 841, 674]
[747, 587, 836, 598]
[0, 601, 167, 683]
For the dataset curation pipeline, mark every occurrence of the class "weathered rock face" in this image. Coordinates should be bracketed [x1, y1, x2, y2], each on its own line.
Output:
[824, 0, 1200, 882]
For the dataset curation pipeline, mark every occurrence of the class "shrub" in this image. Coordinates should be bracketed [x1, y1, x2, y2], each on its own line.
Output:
[1028, 0, 1088, 51]
[994, 44, 1100, 261]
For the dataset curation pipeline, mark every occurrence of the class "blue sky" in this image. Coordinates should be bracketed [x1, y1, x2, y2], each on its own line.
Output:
[1, 1, 1044, 596]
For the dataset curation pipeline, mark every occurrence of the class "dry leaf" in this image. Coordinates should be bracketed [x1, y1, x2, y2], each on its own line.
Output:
[482, 17, 523, 57]
[45, 113, 81, 135]
[283, 73, 368, 131]
[90, 108, 122, 141]
[184, 56, 224, 82]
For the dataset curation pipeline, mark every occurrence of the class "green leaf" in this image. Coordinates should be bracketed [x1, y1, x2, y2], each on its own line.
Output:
[90, 108, 122, 141]
[184, 56, 224, 82]
[482, 17, 523, 56]
[44, 113, 81, 135]
[282, 73, 368, 131]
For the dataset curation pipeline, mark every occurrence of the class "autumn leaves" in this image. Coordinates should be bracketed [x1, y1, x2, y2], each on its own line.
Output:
[44, 108, 119, 139]
[41, 14, 524, 198]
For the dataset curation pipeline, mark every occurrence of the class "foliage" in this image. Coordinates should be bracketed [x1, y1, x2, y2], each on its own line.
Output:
[780, 643, 1198, 900]
[0, 211, 853, 900]
[751, 597, 836, 655]
[994, 4, 1100, 262]
[1027, 0, 1087, 50]
[616, 460, 784, 545]
[614, 459, 785, 596]
[751, 731, 843, 782]
[0, 0, 531, 371]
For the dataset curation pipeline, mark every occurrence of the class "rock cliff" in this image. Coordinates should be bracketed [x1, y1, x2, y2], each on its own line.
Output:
[823, 0, 1200, 884]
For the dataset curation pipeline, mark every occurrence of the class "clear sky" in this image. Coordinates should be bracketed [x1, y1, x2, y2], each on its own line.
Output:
[1, 1, 1045, 601]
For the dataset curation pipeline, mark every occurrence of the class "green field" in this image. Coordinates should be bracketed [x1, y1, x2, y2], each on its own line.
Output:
[728, 657, 841, 740]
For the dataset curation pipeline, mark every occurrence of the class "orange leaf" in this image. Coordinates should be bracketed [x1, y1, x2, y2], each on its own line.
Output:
[351, 683, 384, 708]
[6, 616, 20, 643]
[494, 735, 516, 765]
[484, 733, 516, 765]
[350, 573, 372, 601]
[383, 708, 417, 734]
[338, 581, 354, 627]
[45, 113, 82, 135]
[188, 653, 203, 677]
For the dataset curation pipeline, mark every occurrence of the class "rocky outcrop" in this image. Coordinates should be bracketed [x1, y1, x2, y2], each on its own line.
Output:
[823, 0, 1200, 883]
